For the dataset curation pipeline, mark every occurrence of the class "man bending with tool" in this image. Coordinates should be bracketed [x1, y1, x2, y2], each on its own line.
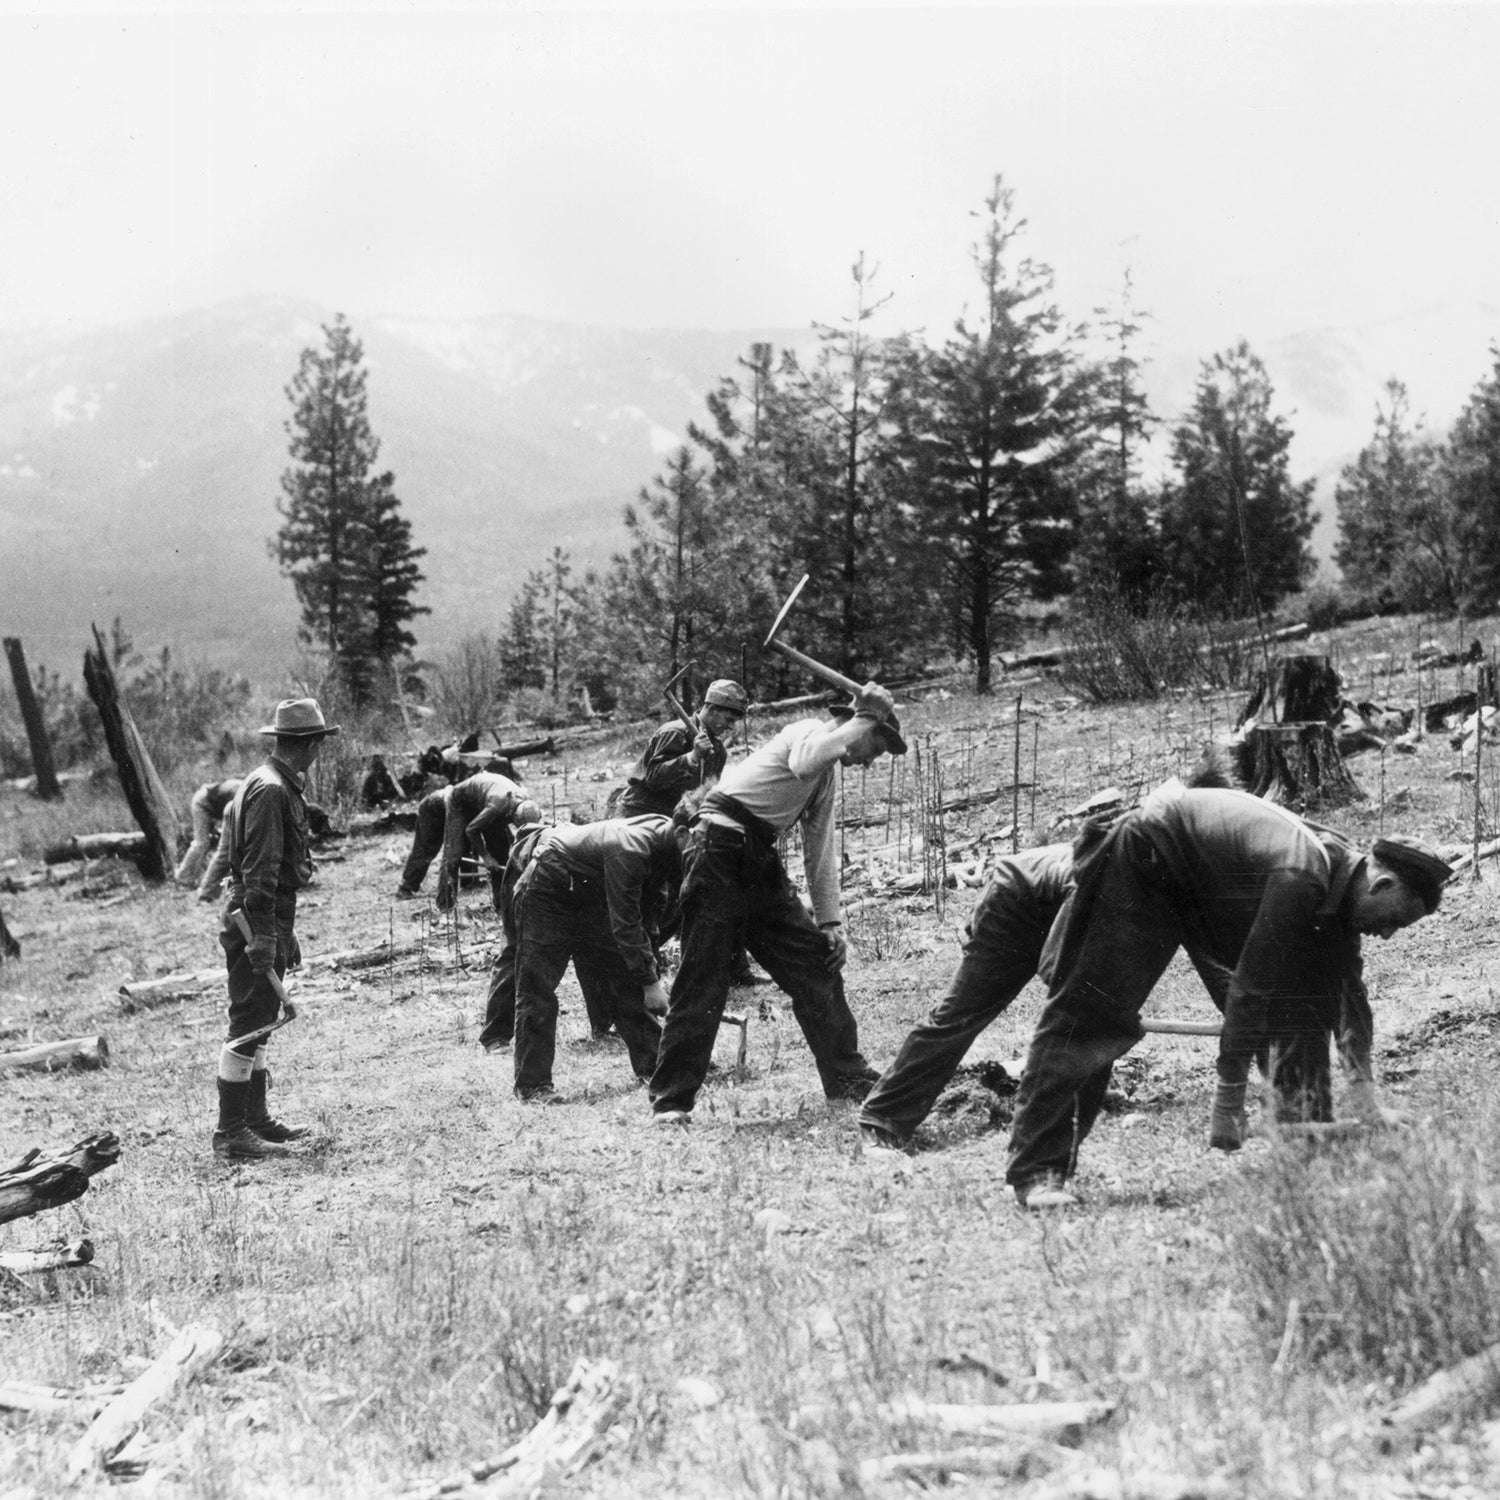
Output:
[1005, 782, 1451, 1209]
[649, 685, 905, 1124]
[859, 821, 1414, 1155]
[212, 698, 339, 1161]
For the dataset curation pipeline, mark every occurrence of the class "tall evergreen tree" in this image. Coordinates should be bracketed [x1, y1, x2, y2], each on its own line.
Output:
[1157, 341, 1315, 615]
[273, 314, 425, 702]
[1072, 270, 1164, 607]
[897, 178, 1090, 692]
[1441, 345, 1500, 611]
[1335, 381, 1457, 611]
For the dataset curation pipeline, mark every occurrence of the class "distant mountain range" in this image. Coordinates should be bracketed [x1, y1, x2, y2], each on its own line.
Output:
[2, 295, 1496, 685]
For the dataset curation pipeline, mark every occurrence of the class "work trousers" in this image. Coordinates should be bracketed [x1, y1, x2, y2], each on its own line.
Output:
[219, 913, 292, 1056]
[859, 870, 1056, 1143]
[400, 792, 447, 891]
[649, 823, 874, 1114]
[512, 864, 663, 1094]
[1005, 821, 1339, 1192]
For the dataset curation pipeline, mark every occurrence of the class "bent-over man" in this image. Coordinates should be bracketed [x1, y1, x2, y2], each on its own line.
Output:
[212, 698, 339, 1161]
[511, 807, 691, 1101]
[394, 786, 450, 900]
[176, 777, 243, 890]
[1005, 783, 1450, 1209]
[436, 770, 534, 913]
[648, 685, 905, 1124]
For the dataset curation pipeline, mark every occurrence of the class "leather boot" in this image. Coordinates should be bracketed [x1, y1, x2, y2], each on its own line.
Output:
[246, 1068, 311, 1143]
[212, 1079, 290, 1160]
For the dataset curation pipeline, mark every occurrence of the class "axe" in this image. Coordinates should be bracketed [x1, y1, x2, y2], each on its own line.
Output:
[230, 910, 299, 1045]
[762, 574, 862, 698]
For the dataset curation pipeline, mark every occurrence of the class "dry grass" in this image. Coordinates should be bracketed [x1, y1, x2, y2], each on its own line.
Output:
[3, 618, 1500, 1496]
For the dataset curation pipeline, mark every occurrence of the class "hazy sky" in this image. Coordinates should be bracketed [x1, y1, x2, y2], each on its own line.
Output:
[3, 3, 1497, 356]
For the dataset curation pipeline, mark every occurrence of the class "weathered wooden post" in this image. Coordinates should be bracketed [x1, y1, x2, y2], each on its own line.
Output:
[81, 623, 179, 881]
[1234, 654, 1364, 811]
[3, 637, 62, 800]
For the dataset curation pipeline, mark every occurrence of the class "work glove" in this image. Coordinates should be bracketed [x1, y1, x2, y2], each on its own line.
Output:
[821, 922, 848, 972]
[245, 933, 278, 975]
[1209, 1080, 1249, 1152]
[642, 979, 670, 1018]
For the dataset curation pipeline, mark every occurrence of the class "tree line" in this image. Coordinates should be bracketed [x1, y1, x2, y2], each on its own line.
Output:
[271, 174, 1500, 725]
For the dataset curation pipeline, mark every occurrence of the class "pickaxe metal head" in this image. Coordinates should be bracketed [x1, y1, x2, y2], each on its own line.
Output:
[763, 574, 810, 650]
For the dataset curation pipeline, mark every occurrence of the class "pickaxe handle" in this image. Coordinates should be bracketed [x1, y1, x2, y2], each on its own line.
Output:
[767, 638, 862, 699]
[662, 687, 696, 733]
[230, 910, 299, 1022]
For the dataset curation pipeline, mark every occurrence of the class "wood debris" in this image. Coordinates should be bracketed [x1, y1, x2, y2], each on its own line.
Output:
[0, 1133, 122, 1226]
[0, 1034, 110, 1074]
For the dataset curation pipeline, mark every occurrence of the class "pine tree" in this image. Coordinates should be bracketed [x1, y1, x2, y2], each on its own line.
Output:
[1335, 381, 1456, 611]
[273, 315, 426, 703]
[1440, 346, 1500, 611]
[1157, 342, 1316, 615]
[897, 178, 1091, 692]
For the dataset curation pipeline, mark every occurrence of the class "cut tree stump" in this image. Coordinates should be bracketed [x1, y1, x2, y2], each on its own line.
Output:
[0, 1035, 110, 1074]
[1234, 655, 1364, 811]
[0, 1134, 122, 1225]
[82, 622, 179, 880]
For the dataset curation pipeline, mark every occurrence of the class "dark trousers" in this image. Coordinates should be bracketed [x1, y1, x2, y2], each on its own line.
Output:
[859, 870, 1056, 1143]
[512, 866, 663, 1094]
[1006, 824, 1340, 1191]
[219, 919, 289, 1056]
[649, 823, 874, 1114]
[400, 792, 447, 891]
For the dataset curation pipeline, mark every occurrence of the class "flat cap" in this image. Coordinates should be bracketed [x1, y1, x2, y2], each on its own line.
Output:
[1372, 834, 1452, 912]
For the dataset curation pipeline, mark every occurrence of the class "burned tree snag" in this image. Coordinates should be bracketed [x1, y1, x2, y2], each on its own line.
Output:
[0, 904, 18, 961]
[1234, 655, 1364, 811]
[3, 637, 62, 800]
[82, 624, 179, 881]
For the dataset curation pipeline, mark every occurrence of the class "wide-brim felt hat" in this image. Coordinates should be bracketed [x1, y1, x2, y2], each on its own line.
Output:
[258, 698, 341, 738]
[830, 701, 907, 756]
[1372, 834, 1452, 911]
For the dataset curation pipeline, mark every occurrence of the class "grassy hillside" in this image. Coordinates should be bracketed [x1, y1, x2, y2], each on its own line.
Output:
[2, 615, 1499, 1494]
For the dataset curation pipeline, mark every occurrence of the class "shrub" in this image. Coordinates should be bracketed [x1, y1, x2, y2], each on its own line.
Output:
[1230, 1127, 1500, 1390]
[429, 635, 506, 738]
[1056, 582, 1254, 703]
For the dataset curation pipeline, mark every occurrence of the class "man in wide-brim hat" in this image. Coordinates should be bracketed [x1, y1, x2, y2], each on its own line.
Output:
[211, 698, 339, 1161]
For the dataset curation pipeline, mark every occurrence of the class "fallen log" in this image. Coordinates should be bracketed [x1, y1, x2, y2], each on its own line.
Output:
[318, 940, 425, 971]
[1027, 1468, 1235, 1500]
[0, 1034, 110, 1074]
[1381, 1340, 1500, 1434]
[0, 1237, 94, 1274]
[0, 1134, 122, 1226]
[858, 1439, 1073, 1486]
[0, 1379, 126, 1415]
[44, 832, 147, 865]
[881, 1395, 1116, 1445]
[1447, 838, 1500, 877]
[405, 1356, 624, 1498]
[118, 969, 221, 1008]
[65, 1323, 225, 1482]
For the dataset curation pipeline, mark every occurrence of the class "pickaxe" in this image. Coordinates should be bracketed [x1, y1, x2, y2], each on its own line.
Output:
[230, 910, 300, 1046]
[663, 661, 699, 732]
[763, 574, 862, 698]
